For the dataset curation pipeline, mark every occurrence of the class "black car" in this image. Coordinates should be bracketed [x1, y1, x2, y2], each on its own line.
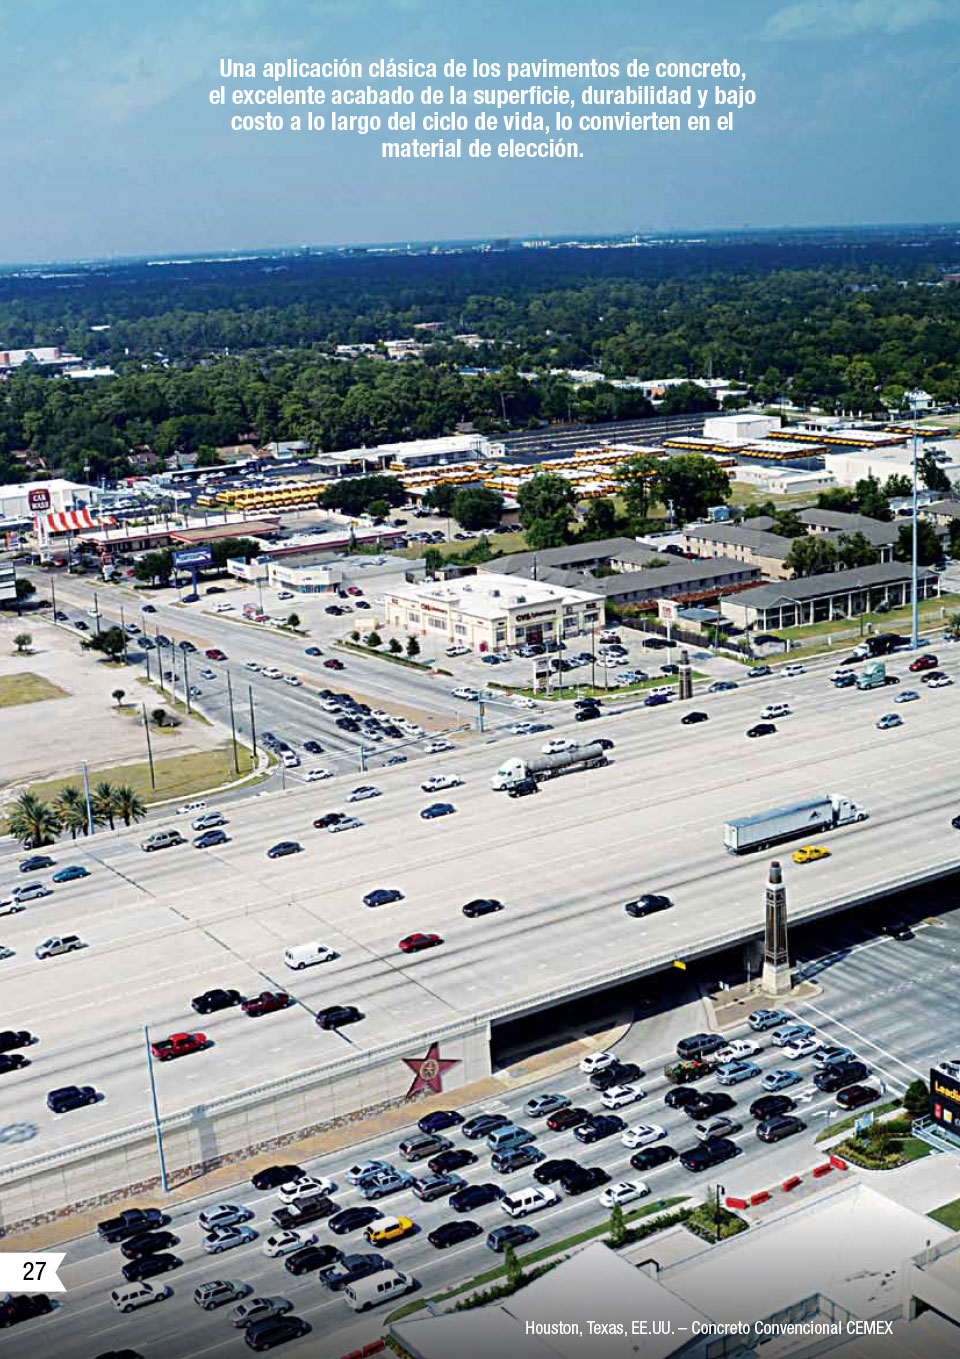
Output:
[590, 1061, 642, 1091]
[533, 1158, 580, 1185]
[270, 1194, 336, 1231]
[303, 741, 324, 754]
[676, 1033, 726, 1061]
[363, 888, 404, 908]
[428, 1219, 483, 1249]
[664, 1087, 702, 1111]
[266, 841, 302, 859]
[508, 778, 539, 798]
[98, 1208, 166, 1243]
[747, 723, 777, 738]
[684, 1091, 736, 1120]
[574, 697, 602, 709]
[429, 1148, 478, 1175]
[47, 1085, 98, 1113]
[487, 1223, 539, 1253]
[244, 1316, 311, 1351]
[329, 1206, 384, 1235]
[120, 1230, 179, 1260]
[624, 894, 672, 918]
[574, 1114, 624, 1144]
[836, 1084, 880, 1110]
[814, 1061, 869, 1093]
[681, 711, 709, 725]
[643, 637, 671, 650]
[251, 1164, 303, 1192]
[559, 1165, 609, 1195]
[0, 1030, 33, 1054]
[285, 1244, 342, 1275]
[178, 640, 198, 653]
[315, 1005, 363, 1031]
[417, 1109, 464, 1134]
[319, 1253, 388, 1292]
[0, 1053, 29, 1074]
[749, 1094, 796, 1121]
[0, 1293, 53, 1328]
[449, 1182, 503, 1213]
[462, 1112, 510, 1140]
[757, 1115, 806, 1143]
[630, 1145, 677, 1172]
[121, 1253, 180, 1283]
[574, 708, 600, 722]
[336, 717, 360, 732]
[192, 988, 244, 1015]
[19, 855, 54, 873]
[679, 1137, 740, 1172]
[462, 898, 504, 918]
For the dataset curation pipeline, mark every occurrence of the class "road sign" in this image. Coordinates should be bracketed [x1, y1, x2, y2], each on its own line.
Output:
[672, 959, 687, 971]
[173, 546, 213, 570]
[27, 488, 51, 512]
[854, 1113, 874, 1135]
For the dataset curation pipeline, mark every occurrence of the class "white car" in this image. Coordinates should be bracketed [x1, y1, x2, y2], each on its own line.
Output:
[509, 722, 535, 735]
[782, 664, 806, 677]
[214, 602, 235, 612]
[512, 697, 538, 710]
[244, 660, 260, 671]
[262, 667, 283, 680]
[202, 1224, 256, 1254]
[277, 591, 294, 600]
[542, 739, 578, 755]
[579, 1051, 618, 1075]
[281, 752, 300, 768]
[262, 1229, 318, 1258]
[601, 1083, 646, 1110]
[284, 675, 302, 687]
[198, 667, 217, 680]
[305, 768, 333, 782]
[177, 800, 207, 816]
[371, 710, 391, 722]
[347, 786, 381, 802]
[783, 1036, 818, 1060]
[716, 1038, 760, 1062]
[111, 1282, 171, 1313]
[0, 899, 26, 917]
[928, 675, 953, 688]
[278, 1175, 335, 1204]
[421, 775, 463, 793]
[321, 699, 342, 713]
[646, 686, 673, 699]
[425, 739, 453, 754]
[620, 1123, 666, 1149]
[451, 687, 479, 701]
[445, 644, 470, 657]
[599, 1180, 650, 1209]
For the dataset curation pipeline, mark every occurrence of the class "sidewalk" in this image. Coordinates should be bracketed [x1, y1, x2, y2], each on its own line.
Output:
[861, 1151, 960, 1216]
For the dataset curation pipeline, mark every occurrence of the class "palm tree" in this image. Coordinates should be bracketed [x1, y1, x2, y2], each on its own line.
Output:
[92, 781, 120, 830]
[54, 786, 90, 839]
[7, 792, 60, 848]
[113, 785, 147, 827]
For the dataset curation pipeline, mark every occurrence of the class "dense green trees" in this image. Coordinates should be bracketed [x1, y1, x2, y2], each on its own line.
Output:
[657, 454, 731, 525]
[516, 473, 576, 549]
[895, 519, 941, 566]
[319, 475, 405, 516]
[835, 531, 880, 569]
[784, 536, 839, 576]
[450, 486, 504, 531]
[616, 454, 661, 525]
[81, 626, 126, 661]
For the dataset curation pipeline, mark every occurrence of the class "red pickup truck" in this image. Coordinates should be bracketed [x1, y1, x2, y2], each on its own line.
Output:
[150, 1031, 208, 1061]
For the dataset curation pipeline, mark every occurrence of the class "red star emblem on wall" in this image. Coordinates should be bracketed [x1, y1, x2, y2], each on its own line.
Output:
[403, 1042, 460, 1098]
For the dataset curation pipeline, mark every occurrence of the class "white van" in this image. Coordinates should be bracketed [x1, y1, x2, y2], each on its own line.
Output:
[283, 941, 338, 970]
[343, 1269, 414, 1312]
[110, 1281, 171, 1313]
[500, 1185, 559, 1218]
[760, 703, 791, 721]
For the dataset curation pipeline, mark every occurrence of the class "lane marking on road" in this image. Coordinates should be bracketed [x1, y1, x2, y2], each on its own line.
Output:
[791, 1000, 925, 1080]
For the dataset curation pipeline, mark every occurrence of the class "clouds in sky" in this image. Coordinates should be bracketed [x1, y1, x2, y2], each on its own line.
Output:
[765, 0, 954, 38]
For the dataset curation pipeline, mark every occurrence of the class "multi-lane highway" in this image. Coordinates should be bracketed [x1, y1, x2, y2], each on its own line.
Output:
[0, 643, 958, 1164]
[1, 985, 919, 1359]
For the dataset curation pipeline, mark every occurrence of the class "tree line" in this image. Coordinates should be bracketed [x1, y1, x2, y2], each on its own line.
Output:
[7, 781, 147, 848]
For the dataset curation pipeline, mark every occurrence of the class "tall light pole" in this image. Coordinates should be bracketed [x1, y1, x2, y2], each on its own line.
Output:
[144, 1025, 169, 1193]
[907, 389, 924, 649]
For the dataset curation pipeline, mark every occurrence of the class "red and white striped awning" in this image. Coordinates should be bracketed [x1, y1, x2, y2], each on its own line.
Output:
[39, 509, 116, 533]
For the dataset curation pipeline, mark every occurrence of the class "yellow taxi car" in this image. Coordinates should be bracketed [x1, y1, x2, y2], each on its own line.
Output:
[792, 845, 831, 865]
[364, 1215, 415, 1247]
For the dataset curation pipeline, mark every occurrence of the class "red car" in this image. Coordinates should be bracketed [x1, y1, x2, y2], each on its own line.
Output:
[314, 812, 347, 829]
[546, 1106, 590, 1132]
[324, 659, 345, 670]
[399, 933, 443, 954]
[150, 1031, 208, 1061]
[909, 654, 938, 671]
[205, 648, 227, 661]
[242, 991, 292, 1018]
[347, 587, 363, 596]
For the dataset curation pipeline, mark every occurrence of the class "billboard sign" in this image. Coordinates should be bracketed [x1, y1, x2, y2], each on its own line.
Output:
[27, 488, 51, 512]
[173, 546, 213, 570]
[658, 598, 679, 623]
[930, 1067, 960, 1133]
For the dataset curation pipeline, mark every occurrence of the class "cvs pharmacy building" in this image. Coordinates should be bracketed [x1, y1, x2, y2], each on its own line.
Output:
[383, 576, 603, 652]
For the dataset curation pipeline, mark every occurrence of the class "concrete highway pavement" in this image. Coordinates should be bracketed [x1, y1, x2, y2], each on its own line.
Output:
[2, 1005, 909, 1359]
[0, 648, 959, 1162]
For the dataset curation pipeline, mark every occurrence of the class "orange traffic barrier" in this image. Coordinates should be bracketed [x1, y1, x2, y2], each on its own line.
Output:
[812, 1163, 833, 1179]
[725, 1196, 748, 1209]
[829, 1155, 848, 1170]
[750, 1191, 771, 1205]
[781, 1175, 802, 1192]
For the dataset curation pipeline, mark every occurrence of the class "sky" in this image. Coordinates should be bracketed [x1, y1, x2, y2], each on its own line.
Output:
[2, 0, 959, 262]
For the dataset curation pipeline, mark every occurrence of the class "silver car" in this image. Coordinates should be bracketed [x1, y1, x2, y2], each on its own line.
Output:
[524, 1092, 571, 1119]
[202, 1224, 256, 1254]
[228, 1296, 293, 1328]
[198, 1204, 253, 1232]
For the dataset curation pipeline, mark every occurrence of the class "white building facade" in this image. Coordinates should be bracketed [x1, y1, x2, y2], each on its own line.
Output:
[383, 576, 603, 652]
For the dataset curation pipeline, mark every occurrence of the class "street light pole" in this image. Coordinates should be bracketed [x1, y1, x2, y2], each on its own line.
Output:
[144, 1025, 169, 1194]
[81, 760, 95, 837]
[909, 391, 921, 649]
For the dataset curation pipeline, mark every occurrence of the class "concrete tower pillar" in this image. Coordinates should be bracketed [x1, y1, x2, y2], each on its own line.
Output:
[678, 648, 693, 701]
[762, 859, 792, 996]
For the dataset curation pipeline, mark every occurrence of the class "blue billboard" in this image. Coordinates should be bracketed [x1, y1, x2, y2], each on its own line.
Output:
[173, 547, 214, 570]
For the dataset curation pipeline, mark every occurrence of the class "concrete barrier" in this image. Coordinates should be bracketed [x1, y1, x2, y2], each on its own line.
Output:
[781, 1175, 802, 1192]
[829, 1154, 848, 1170]
[812, 1163, 833, 1179]
[725, 1196, 748, 1210]
[749, 1191, 770, 1205]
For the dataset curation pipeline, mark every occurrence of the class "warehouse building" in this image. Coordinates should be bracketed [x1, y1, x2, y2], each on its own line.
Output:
[383, 575, 603, 652]
[266, 553, 425, 594]
[719, 562, 939, 631]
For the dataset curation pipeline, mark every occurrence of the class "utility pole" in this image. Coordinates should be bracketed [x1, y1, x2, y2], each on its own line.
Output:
[476, 693, 485, 734]
[715, 1183, 724, 1242]
[144, 1025, 169, 1194]
[81, 760, 94, 837]
[155, 627, 165, 696]
[183, 647, 192, 716]
[248, 684, 258, 760]
[226, 671, 240, 774]
[120, 604, 128, 662]
[908, 389, 922, 649]
[142, 704, 157, 789]
[93, 590, 101, 637]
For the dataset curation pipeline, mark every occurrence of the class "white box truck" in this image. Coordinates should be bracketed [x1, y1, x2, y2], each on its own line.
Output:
[723, 793, 868, 855]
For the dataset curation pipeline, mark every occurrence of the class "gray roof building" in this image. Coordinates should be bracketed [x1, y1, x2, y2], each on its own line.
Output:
[720, 561, 939, 630]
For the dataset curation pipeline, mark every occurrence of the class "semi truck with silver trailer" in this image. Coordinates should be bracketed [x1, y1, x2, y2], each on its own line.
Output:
[723, 793, 868, 855]
[490, 742, 609, 792]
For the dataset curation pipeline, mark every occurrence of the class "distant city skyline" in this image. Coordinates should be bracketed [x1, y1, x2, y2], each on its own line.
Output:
[2, 0, 958, 263]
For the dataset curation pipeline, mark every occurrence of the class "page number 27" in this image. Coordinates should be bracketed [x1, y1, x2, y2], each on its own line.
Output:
[22, 1261, 45, 1282]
